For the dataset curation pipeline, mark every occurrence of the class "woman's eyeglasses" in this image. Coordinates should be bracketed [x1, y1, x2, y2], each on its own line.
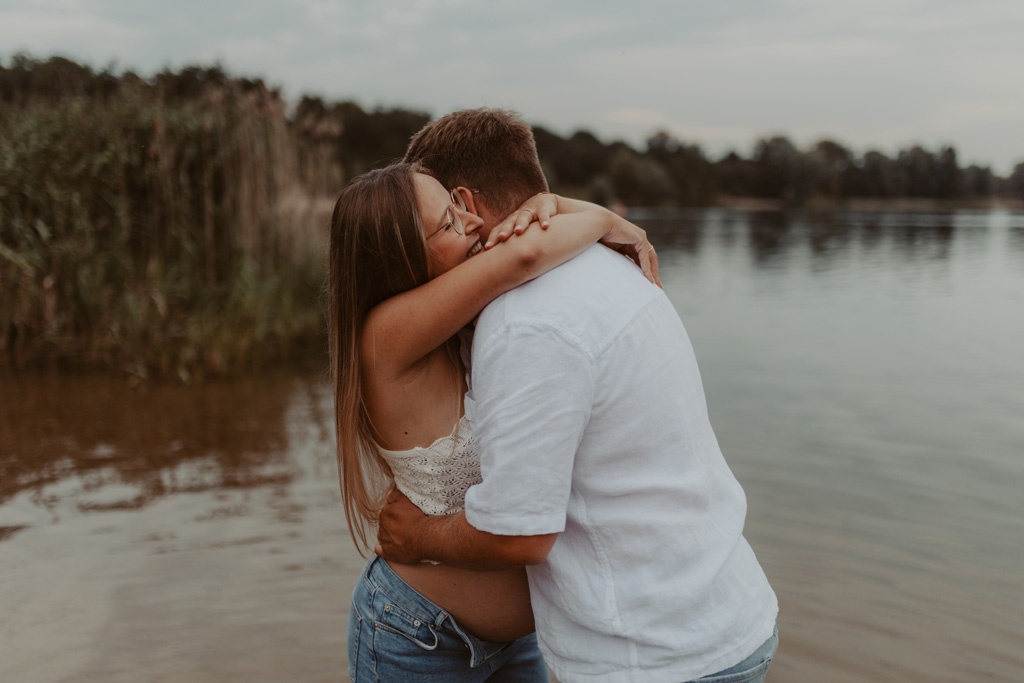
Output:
[426, 189, 468, 240]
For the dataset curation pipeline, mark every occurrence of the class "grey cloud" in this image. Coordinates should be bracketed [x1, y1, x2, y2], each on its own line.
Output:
[2, 0, 1023, 172]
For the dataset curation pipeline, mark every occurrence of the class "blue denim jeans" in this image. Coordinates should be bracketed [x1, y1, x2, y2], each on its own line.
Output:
[348, 555, 549, 682]
[688, 624, 779, 683]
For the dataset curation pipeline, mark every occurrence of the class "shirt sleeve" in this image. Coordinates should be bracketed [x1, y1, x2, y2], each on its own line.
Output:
[463, 321, 593, 536]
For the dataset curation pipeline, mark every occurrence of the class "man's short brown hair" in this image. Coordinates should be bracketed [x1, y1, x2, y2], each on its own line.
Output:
[404, 108, 548, 217]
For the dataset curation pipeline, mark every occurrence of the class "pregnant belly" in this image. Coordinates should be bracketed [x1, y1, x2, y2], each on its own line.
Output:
[388, 562, 535, 642]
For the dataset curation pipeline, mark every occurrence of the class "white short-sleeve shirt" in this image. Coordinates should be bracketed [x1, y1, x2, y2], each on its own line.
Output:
[464, 245, 778, 683]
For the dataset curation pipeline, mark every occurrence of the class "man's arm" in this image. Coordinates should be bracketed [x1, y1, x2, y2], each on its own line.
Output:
[378, 306, 593, 569]
[375, 489, 557, 569]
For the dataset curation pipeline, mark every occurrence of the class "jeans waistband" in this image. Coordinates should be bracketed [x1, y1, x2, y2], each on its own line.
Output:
[362, 555, 515, 668]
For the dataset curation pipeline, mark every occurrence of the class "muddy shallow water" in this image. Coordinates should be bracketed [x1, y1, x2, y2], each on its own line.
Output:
[3, 209, 1023, 682]
[1, 371, 361, 681]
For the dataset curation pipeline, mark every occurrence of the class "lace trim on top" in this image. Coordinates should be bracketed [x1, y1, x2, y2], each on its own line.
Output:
[377, 415, 482, 516]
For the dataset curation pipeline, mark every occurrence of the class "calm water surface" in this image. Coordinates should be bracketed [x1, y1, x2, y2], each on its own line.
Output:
[2, 209, 1022, 682]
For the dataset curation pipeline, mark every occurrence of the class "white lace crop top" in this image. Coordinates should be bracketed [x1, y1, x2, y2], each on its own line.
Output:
[377, 415, 482, 516]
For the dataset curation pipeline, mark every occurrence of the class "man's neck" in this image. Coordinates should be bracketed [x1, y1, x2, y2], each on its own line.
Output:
[475, 200, 503, 238]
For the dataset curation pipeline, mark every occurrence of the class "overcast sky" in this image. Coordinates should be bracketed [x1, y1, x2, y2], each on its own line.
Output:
[3, 0, 1022, 173]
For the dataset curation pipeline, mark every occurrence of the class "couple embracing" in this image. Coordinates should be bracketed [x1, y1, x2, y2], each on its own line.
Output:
[328, 109, 778, 683]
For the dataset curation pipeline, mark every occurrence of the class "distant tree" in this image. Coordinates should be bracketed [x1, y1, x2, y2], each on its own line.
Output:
[934, 146, 962, 199]
[329, 103, 430, 175]
[808, 139, 855, 200]
[715, 151, 759, 198]
[154, 64, 230, 101]
[284, 98, 429, 181]
[586, 174, 615, 206]
[959, 165, 993, 199]
[751, 136, 811, 203]
[569, 130, 614, 179]
[897, 146, 939, 198]
[1009, 162, 1024, 199]
[0, 53, 120, 105]
[532, 126, 568, 187]
[644, 131, 715, 206]
[860, 150, 905, 198]
[607, 148, 674, 207]
[534, 127, 613, 190]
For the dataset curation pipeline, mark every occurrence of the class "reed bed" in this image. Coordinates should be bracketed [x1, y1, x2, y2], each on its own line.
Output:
[1, 71, 333, 379]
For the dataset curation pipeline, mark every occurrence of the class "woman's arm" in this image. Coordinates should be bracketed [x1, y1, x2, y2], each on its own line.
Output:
[485, 194, 632, 247]
[488, 193, 661, 283]
[363, 206, 651, 378]
[486, 194, 660, 285]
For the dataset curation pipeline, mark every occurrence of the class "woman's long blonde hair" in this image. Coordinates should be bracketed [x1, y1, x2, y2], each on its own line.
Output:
[328, 162, 431, 554]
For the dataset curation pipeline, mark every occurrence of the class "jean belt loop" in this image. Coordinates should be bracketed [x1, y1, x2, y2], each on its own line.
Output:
[364, 554, 380, 582]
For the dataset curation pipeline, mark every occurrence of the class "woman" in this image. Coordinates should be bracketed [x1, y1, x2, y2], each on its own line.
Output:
[329, 162, 656, 682]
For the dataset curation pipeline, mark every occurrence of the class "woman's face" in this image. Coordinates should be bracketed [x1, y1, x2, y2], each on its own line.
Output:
[413, 173, 484, 277]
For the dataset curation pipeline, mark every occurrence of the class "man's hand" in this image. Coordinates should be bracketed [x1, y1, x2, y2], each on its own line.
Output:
[375, 489, 430, 564]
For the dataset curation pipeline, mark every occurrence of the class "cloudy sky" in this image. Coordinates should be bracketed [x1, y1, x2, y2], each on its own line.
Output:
[3, 0, 1023, 173]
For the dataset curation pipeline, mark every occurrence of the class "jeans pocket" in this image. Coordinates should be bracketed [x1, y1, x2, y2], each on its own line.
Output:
[372, 593, 441, 652]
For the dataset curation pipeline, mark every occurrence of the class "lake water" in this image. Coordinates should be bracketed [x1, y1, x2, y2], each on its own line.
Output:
[2, 209, 1023, 682]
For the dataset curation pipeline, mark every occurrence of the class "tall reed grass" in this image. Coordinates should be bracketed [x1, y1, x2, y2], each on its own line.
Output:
[1, 71, 332, 379]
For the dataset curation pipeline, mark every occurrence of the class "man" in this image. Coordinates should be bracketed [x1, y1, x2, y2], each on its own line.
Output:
[377, 109, 778, 683]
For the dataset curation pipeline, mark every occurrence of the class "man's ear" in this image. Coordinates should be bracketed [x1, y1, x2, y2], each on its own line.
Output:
[453, 186, 482, 218]
[455, 187, 501, 237]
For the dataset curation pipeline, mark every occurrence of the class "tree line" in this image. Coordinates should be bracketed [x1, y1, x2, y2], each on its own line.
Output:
[2, 55, 1022, 375]
[4, 54, 1023, 208]
[293, 98, 1024, 209]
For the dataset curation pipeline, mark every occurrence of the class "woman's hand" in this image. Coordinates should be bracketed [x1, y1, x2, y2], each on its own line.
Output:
[483, 192, 660, 285]
[485, 192, 559, 249]
[601, 218, 662, 287]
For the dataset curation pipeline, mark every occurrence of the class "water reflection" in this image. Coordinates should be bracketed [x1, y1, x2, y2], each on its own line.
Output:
[633, 209, 980, 273]
[637, 216, 705, 255]
[0, 366, 351, 683]
[888, 222, 954, 260]
[744, 211, 792, 266]
[0, 369, 326, 528]
[1009, 226, 1024, 263]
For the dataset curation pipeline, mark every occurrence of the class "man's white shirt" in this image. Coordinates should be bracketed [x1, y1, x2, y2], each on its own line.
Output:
[464, 244, 778, 683]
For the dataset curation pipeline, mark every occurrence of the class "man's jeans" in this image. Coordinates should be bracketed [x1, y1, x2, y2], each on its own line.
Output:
[348, 555, 549, 682]
[689, 625, 779, 683]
